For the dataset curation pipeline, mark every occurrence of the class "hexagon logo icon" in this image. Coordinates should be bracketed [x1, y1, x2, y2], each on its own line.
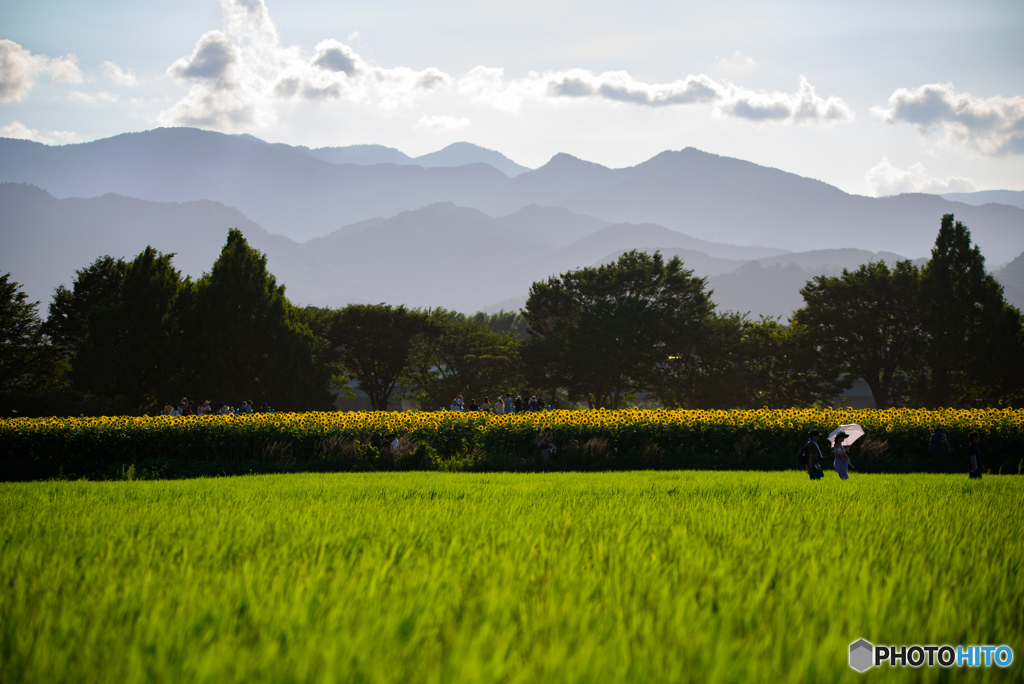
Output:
[850, 639, 874, 672]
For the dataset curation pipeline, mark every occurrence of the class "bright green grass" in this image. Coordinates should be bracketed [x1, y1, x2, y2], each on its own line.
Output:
[1, 472, 1021, 683]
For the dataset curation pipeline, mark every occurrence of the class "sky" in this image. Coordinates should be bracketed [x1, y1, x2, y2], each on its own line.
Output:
[1, 0, 1022, 196]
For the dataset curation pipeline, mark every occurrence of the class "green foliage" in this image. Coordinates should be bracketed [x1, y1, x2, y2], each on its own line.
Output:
[0, 274, 66, 391]
[524, 250, 714, 408]
[406, 309, 522, 410]
[328, 304, 435, 410]
[42, 255, 127, 359]
[187, 229, 333, 411]
[794, 260, 921, 408]
[1, 472, 1021, 683]
[743, 318, 849, 407]
[916, 214, 1024, 407]
[71, 247, 185, 412]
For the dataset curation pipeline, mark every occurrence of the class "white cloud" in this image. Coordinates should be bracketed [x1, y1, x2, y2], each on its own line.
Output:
[865, 157, 980, 197]
[158, 0, 854, 133]
[415, 115, 471, 132]
[713, 51, 759, 74]
[873, 82, 1024, 156]
[69, 90, 120, 104]
[102, 61, 139, 87]
[542, 72, 853, 125]
[0, 39, 83, 103]
[0, 120, 79, 145]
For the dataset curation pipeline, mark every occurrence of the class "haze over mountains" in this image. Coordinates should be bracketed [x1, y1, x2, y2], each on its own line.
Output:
[1, 127, 1022, 318]
[1, 127, 1021, 255]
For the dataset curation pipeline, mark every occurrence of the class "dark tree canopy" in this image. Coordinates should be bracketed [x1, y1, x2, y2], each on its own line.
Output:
[72, 247, 184, 411]
[329, 304, 435, 411]
[406, 310, 522, 410]
[742, 318, 849, 408]
[793, 260, 921, 409]
[0, 274, 64, 391]
[186, 229, 333, 411]
[523, 250, 714, 408]
[43, 255, 127, 358]
[915, 214, 1024, 407]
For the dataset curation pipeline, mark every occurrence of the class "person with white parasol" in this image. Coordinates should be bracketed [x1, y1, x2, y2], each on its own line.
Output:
[828, 423, 864, 480]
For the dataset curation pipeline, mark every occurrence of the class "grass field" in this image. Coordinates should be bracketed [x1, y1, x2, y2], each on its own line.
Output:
[1, 471, 1021, 683]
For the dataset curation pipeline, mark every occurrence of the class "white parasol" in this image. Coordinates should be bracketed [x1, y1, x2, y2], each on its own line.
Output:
[828, 423, 865, 447]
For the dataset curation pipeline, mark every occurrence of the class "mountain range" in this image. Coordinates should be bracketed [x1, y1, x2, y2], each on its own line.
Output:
[6, 183, 1021, 319]
[1, 127, 1022, 319]
[1, 128, 1021, 259]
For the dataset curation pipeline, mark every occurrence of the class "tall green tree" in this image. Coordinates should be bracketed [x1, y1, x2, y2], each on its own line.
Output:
[793, 260, 921, 409]
[523, 250, 714, 408]
[187, 229, 332, 411]
[916, 214, 1024, 406]
[43, 255, 128, 360]
[328, 304, 435, 411]
[72, 247, 184, 411]
[406, 310, 522, 410]
[0, 274, 64, 391]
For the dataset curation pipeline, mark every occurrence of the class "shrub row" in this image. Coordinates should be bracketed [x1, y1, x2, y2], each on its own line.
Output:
[1, 407, 1022, 480]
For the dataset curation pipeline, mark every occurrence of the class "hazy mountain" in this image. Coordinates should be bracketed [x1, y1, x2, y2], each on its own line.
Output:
[307, 144, 412, 166]
[475, 149, 1024, 259]
[307, 141, 531, 177]
[413, 142, 531, 177]
[0, 129, 510, 242]
[994, 251, 1024, 310]
[1, 184, 799, 316]
[0, 183, 358, 307]
[450, 222, 789, 314]
[10, 183, 1007, 320]
[495, 205, 612, 245]
[941, 190, 1024, 210]
[3, 127, 1021, 262]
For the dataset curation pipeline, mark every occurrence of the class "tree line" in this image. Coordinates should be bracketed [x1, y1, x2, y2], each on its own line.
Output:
[2, 215, 1022, 417]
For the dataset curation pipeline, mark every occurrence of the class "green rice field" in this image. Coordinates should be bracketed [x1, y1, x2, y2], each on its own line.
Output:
[1, 471, 1021, 683]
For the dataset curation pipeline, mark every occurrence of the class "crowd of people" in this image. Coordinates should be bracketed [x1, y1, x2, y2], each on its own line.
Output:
[446, 392, 551, 414]
[162, 397, 275, 417]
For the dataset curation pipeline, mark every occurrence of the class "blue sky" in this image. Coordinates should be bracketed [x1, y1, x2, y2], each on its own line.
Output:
[2, 0, 1022, 195]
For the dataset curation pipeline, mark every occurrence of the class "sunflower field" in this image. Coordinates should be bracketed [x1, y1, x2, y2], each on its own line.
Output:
[1, 407, 1022, 480]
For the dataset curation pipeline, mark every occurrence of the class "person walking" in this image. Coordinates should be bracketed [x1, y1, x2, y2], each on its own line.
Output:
[481, 396, 491, 413]
[493, 395, 504, 415]
[832, 431, 850, 480]
[801, 430, 825, 480]
[968, 431, 985, 479]
[503, 392, 513, 414]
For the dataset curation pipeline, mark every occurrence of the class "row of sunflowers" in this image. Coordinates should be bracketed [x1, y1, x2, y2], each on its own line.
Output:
[2, 407, 1022, 479]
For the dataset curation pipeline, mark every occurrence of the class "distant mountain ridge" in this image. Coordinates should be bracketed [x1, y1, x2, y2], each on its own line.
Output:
[941, 190, 1024, 211]
[307, 141, 532, 178]
[6, 183, 1004, 323]
[2, 127, 1021, 259]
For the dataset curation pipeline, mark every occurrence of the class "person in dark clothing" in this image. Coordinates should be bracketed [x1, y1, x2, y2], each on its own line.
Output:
[514, 395, 523, 413]
[929, 428, 948, 459]
[802, 430, 825, 480]
[968, 431, 986, 479]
